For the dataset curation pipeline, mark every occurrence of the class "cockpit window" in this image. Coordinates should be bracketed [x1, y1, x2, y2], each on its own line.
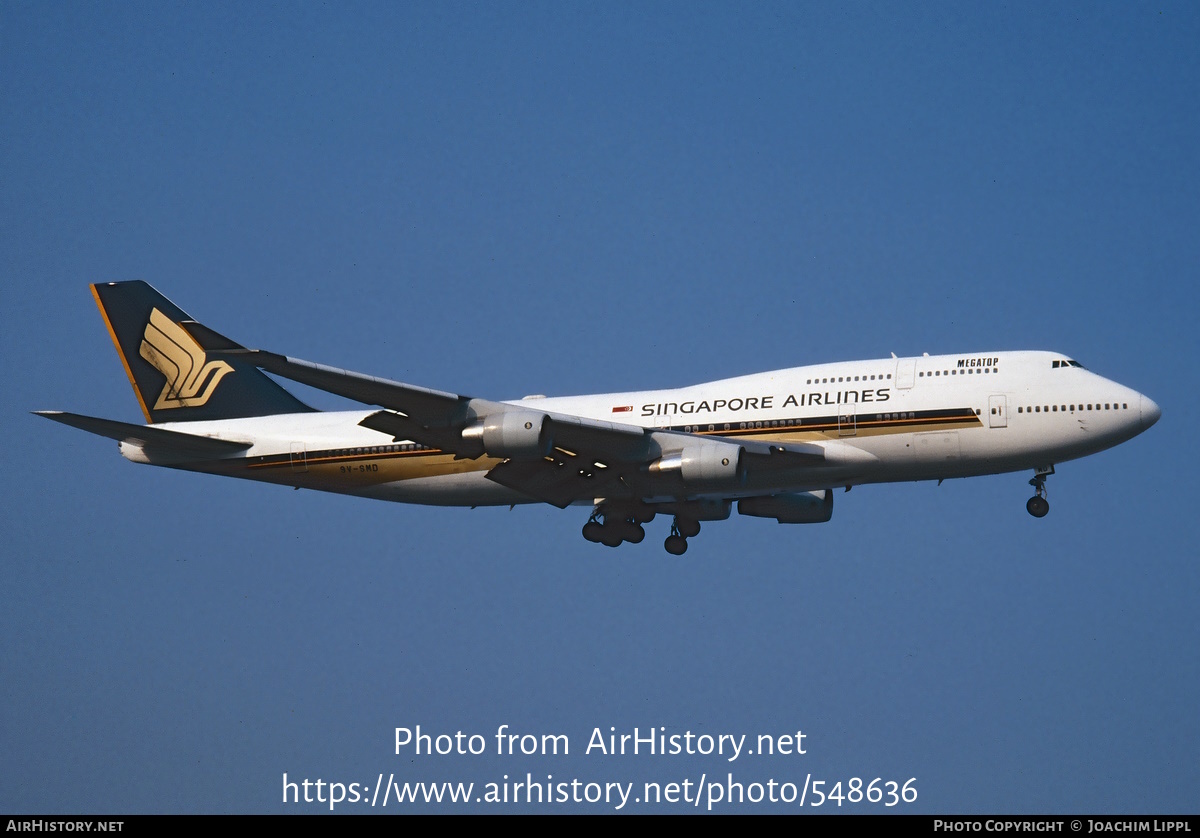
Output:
[1052, 359, 1087, 370]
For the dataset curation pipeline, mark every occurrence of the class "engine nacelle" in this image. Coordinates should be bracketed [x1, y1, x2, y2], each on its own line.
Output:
[649, 440, 746, 488]
[738, 490, 833, 524]
[461, 410, 551, 459]
[681, 442, 745, 485]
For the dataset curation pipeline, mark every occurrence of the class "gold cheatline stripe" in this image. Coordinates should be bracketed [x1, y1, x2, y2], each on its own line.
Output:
[246, 448, 444, 470]
[91, 284, 152, 424]
[716, 413, 980, 436]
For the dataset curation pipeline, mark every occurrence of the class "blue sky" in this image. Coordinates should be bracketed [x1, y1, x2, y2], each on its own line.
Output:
[2, 2, 1197, 813]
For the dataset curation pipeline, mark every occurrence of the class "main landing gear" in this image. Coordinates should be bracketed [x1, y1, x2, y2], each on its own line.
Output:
[1026, 465, 1054, 518]
[582, 505, 699, 554]
[664, 517, 700, 555]
[581, 506, 652, 548]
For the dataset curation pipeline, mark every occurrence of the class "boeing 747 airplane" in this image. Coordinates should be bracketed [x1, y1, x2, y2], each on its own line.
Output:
[39, 282, 1160, 554]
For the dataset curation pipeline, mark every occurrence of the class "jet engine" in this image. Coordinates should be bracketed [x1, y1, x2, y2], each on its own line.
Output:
[461, 411, 551, 459]
[649, 440, 746, 488]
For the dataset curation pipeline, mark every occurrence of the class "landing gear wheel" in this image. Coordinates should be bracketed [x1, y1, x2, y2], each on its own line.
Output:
[664, 535, 688, 555]
[1026, 466, 1053, 519]
[675, 517, 701, 538]
[584, 508, 629, 548]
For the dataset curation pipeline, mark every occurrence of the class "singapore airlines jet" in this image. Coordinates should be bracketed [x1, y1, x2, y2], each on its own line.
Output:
[39, 282, 1160, 554]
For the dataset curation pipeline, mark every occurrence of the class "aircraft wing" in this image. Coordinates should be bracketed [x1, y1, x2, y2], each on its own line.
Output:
[226, 349, 868, 507]
[478, 430, 847, 507]
[222, 349, 655, 506]
[219, 349, 477, 429]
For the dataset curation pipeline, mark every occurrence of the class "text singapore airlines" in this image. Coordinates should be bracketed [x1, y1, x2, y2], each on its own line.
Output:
[38, 282, 1160, 554]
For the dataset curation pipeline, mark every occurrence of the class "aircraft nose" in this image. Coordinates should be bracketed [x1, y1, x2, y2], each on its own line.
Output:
[1140, 394, 1161, 430]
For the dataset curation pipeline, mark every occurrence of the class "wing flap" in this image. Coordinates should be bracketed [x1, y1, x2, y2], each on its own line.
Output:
[485, 456, 625, 508]
[542, 412, 650, 462]
[358, 410, 479, 458]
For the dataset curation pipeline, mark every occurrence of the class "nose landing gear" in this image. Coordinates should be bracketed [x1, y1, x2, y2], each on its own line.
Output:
[1026, 465, 1054, 518]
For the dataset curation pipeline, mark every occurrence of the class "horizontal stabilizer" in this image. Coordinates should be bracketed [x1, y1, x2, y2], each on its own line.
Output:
[34, 411, 252, 457]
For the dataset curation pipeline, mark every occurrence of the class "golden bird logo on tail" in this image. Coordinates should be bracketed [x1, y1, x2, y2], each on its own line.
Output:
[139, 308, 234, 410]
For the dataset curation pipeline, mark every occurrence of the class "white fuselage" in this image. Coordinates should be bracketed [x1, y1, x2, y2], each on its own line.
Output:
[136, 350, 1158, 507]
